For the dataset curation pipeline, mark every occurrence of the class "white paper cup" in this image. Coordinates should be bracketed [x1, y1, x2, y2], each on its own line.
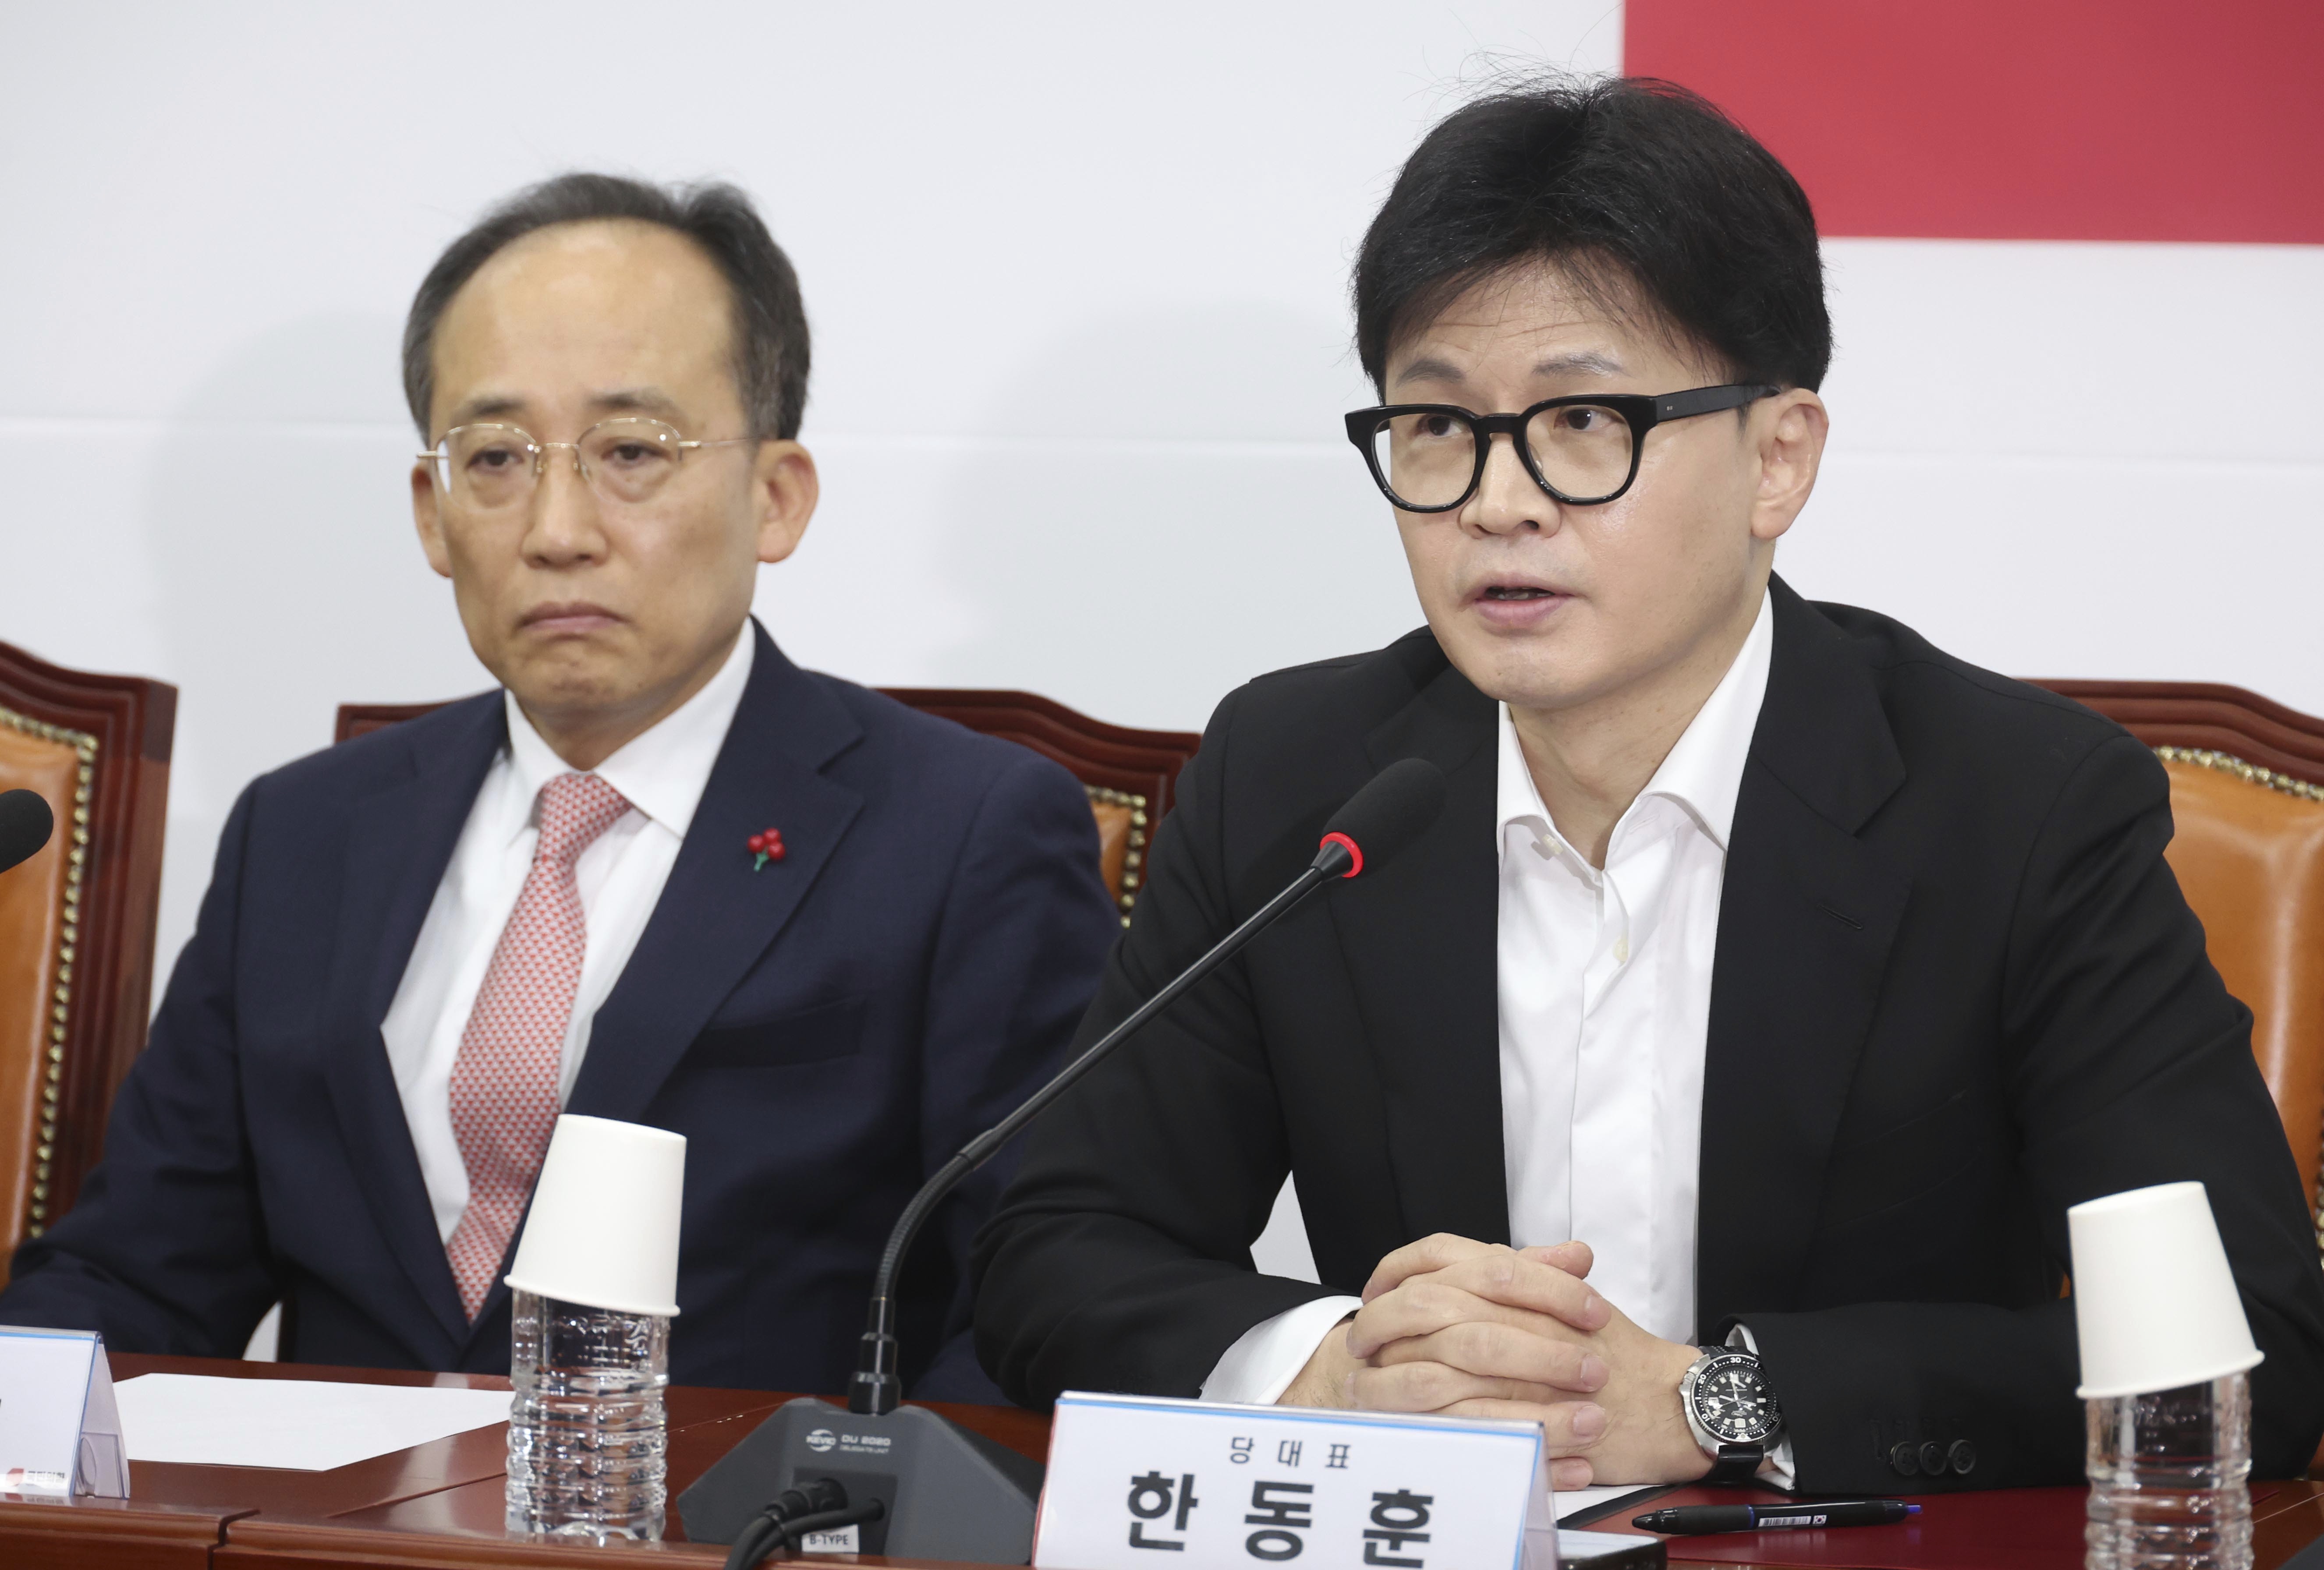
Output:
[2068, 1181, 2261, 1399]
[503, 1115, 685, 1317]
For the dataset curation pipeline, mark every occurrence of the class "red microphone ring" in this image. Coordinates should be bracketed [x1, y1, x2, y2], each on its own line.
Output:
[1320, 831, 1363, 878]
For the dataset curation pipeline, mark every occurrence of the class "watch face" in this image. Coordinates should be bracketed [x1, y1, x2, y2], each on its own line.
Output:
[1690, 1353, 1782, 1444]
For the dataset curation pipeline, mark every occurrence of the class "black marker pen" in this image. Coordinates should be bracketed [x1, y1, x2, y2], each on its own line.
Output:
[1633, 1499, 1920, 1535]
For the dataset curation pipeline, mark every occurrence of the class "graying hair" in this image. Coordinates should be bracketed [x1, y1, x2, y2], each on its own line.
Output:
[401, 173, 810, 441]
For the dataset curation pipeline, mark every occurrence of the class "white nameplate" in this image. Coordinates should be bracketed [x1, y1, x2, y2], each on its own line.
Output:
[800, 1523, 861, 1552]
[1033, 1392, 1553, 1570]
[0, 1326, 129, 1498]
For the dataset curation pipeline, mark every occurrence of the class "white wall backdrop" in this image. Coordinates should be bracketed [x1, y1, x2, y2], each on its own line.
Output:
[2, 2, 1628, 1009]
[4, 5, 2320, 1289]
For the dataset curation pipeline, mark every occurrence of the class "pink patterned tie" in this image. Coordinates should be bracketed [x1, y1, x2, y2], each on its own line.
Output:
[444, 771, 633, 1319]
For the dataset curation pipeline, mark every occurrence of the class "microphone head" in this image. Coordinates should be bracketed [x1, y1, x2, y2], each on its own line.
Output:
[1317, 758, 1447, 878]
[0, 789, 56, 877]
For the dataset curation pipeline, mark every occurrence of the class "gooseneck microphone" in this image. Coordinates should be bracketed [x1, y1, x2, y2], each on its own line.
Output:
[848, 755, 1449, 1417]
[0, 790, 57, 877]
[677, 759, 1449, 1562]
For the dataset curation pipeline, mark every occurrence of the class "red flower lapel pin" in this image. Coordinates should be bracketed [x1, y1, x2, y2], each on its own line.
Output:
[747, 827, 786, 870]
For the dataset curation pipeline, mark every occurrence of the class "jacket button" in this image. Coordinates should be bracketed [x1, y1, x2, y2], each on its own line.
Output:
[1948, 1440, 1977, 1476]
[1919, 1441, 1947, 1476]
[1889, 1441, 1920, 1476]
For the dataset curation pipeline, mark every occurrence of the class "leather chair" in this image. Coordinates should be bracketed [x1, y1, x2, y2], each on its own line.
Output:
[2033, 681, 2324, 1259]
[2032, 682, 2324, 1478]
[0, 641, 175, 1278]
[334, 690, 1199, 923]
[875, 689, 1197, 923]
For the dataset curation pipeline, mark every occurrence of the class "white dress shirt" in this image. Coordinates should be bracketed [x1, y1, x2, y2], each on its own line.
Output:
[380, 626, 754, 1245]
[1202, 591, 1775, 1411]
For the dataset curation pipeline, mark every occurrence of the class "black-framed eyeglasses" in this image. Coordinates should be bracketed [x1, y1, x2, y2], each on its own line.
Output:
[1343, 383, 1780, 512]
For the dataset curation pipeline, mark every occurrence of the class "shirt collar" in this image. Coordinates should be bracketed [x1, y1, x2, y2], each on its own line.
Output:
[1495, 587, 1774, 856]
[1636, 588, 1774, 851]
[500, 622, 756, 843]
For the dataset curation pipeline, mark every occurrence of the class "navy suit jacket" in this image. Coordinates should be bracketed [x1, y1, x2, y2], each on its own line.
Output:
[2, 623, 1118, 1398]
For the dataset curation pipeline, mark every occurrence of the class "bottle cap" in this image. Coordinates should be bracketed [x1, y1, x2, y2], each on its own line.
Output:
[2068, 1181, 2261, 1398]
[504, 1114, 685, 1317]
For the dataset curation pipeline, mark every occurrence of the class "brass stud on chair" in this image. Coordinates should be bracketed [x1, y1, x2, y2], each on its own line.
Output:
[0, 703, 100, 1249]
[2153, 744, 2324, 1266]
[1082, 784, 1155, 923]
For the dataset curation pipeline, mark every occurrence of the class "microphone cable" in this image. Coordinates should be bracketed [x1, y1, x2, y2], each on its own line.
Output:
[847, 757, 1449, 1417]
[723, 1478, 886, 1569]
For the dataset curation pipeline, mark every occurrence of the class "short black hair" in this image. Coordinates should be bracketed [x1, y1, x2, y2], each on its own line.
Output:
[402, 173, 810, 441]
[1354, 75, 1829, 393]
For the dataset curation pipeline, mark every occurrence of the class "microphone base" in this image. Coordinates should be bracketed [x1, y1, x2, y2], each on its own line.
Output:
[677, 1396, 1042, 1564]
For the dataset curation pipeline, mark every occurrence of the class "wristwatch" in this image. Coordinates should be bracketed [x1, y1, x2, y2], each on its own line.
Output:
[1680, 1344, 1784, 1485]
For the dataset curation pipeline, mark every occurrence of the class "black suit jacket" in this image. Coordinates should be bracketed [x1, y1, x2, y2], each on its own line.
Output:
[974, 579, 2324, 1489]
[4, 622, 1119, 1399]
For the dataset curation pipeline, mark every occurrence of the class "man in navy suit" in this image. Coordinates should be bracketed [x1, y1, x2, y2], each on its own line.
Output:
[0, 174, 1118, 1398]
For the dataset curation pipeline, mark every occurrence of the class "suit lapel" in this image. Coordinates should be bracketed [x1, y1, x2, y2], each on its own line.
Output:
[1329, 651, 1507, 1245]
[1698, 577, 1912, 1325]
[320, 695, 505, 1354]
[563, 628, 865, 1128]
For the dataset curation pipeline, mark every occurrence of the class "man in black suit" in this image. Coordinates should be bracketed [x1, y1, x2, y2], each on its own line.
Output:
[974, 78, 2324, 1490]
[2, 175, 1118, 1397]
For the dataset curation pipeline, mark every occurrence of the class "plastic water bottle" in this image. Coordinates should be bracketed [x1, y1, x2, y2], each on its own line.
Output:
[505, 1289, 671, 1541]
[2085, 1372, 2253, 1570]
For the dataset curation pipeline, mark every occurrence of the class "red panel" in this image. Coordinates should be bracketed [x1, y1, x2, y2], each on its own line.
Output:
[1623, 0, 2324, 244]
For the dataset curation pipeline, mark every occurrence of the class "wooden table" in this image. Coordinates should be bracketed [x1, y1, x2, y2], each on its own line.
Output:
[1567, 1477, 2324, 1570]
[0, 1354, 1043, 1569]
[0, 1356, 2315, 1569]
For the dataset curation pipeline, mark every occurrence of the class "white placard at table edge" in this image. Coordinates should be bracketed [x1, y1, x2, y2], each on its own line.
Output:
[0, 1325, 128, 1497]
[1033, 1392, 1556, 1570]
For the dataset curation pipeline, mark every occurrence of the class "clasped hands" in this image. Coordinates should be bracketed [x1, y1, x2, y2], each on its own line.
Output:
[1276, 1235, 1711, 1490]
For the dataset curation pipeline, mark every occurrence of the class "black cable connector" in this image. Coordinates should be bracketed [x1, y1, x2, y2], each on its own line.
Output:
[723, 1478, 887, 1569]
